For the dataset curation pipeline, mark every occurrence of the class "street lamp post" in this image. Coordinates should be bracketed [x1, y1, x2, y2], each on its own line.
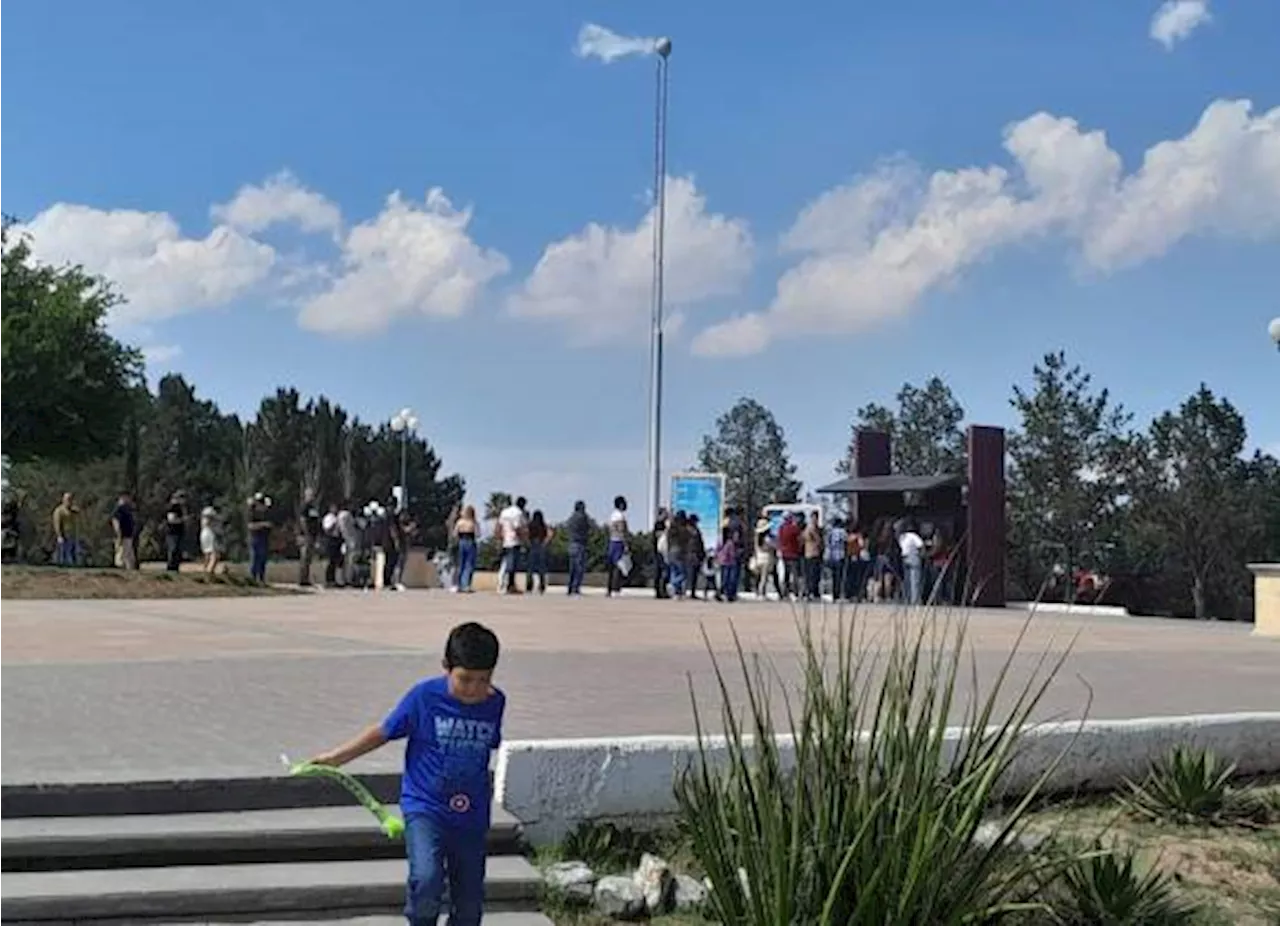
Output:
[1269, 317, 1280, 353]
[389, 408, 419, 514]
[645, 36, 672, 526]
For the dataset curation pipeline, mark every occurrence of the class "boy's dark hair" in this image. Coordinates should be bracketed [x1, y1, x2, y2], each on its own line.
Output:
[445, 622, 500, 671]
[614, 495, 627, 510]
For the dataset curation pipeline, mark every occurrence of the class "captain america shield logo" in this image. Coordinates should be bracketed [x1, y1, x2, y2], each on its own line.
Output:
[449, 793, 472, 813]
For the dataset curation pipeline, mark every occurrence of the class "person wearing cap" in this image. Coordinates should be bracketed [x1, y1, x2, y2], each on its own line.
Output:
[247, 492, 273, 582]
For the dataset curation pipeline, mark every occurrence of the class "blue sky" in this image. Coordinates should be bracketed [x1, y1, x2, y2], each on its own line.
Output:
[5, 0, 1278, 516]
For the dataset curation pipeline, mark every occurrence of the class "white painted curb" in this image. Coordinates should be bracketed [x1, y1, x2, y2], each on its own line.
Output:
[496, 712, 1280, 844]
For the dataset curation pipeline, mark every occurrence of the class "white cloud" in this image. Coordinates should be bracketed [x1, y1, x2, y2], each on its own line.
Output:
[297, 188, 509, 336]
[507, 176, 753, 344]
[211, 170, 342, 236]
[1150, 0, 1211, 50]
[693, 98, 1280, 357]
[575, 23, 658, 63]
[16, 204, 277, 326]
[141, 343, 183, 367]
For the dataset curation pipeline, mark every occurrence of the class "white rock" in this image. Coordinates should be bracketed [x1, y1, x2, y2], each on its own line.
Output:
[545, 860, 596, 903]
[973, 821, 1048, 853]
[594, 874, 647, 920]
[633, 852, 674, 914]
[673, 873, 709, 911]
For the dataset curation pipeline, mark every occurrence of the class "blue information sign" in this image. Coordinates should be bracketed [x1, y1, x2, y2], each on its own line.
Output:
[669, 472, 725, 556]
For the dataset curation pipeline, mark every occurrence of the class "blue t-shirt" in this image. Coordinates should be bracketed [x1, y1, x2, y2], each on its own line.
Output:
[381, 676, 505, 830]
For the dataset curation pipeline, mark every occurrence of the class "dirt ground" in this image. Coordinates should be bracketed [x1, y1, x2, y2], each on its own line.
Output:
[0, 565, 293, 599]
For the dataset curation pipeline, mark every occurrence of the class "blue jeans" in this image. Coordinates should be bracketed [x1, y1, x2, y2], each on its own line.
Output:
[249, 532, 269, 582]
[526, 541, 547, 592]
[55, 538, 78, 566]
[456, 537, 477, 591]
[668, 558, 686, 596]
[905, 559, 923, 605]
[404, 815, 486, 926]
[567, 541, 586, 594]
[720, 561, 741, 601]
[500, 547, 519, 591]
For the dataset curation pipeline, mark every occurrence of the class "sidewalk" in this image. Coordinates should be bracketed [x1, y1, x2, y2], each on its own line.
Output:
[3, 593, 1277, 784]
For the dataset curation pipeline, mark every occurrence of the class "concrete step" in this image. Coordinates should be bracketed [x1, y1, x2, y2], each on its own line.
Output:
[2, 773, 404, 818]
[2, 805, 521, 871]
[0, 854, 543, 922]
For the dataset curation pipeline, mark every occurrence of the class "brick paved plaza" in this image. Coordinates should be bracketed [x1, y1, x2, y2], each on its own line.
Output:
[3, 591, 1277, 784]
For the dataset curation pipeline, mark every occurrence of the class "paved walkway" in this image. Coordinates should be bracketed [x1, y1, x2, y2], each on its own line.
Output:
[3, 590, 1277, 784]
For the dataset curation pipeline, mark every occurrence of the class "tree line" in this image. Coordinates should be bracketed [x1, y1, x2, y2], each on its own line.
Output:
[697, 362, 1280, 620]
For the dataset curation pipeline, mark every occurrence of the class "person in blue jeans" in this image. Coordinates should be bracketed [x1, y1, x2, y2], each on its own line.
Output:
[309, 622, 505, 926]
[565, 500, 590, 595]
[453, 505, 479, 593]
[246, 493, 272, 582]
[524, 510, 552, 594]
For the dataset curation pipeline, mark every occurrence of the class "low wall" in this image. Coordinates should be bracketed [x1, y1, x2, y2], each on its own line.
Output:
[496, 712, 1280, 844]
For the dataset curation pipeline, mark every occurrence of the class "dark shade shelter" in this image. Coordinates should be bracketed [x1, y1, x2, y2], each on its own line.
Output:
[820, 426, 1007, 607]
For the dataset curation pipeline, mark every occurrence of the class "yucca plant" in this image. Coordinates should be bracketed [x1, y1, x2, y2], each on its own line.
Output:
[673, 606, 1078, 926]
[1120, 746, 1243, 826]
[1049, 840, 1198, 925]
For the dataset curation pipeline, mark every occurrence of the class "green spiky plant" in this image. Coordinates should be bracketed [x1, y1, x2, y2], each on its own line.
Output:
[1049, 839, 1199, 925]
[673, 607, 1080, 926]
[1120, 745, 1259, 826]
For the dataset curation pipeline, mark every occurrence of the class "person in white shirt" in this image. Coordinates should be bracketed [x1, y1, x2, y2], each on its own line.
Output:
[898, 522, 925, 605]
[496, 496, 527, 594]
[606, 496, 630, 597]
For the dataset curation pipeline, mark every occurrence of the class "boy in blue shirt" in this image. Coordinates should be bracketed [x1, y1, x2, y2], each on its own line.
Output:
[310, 621, 505, 926]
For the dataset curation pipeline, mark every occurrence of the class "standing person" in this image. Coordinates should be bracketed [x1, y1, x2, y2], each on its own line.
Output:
[338, 500, 360, 587]
[722, 508, 747, 600]
[111, 491, 138, 570]
[525, 511, 551, 594]
[496, 496, 527, 595]
[383, 505, 406, 591]
[164, 491, 188, 572]
[802, 512, 824, 600]
[443, 504, 461, 592]
[322, 504, 344, 587]
[453, 505, 479, 593]
[200, 504, 223, 574]
[714, 527, 739, 603]
[898, 520, 926, 605]
[307, 622, 505, 926]
[52, 492, 79, 566]
[246, 493, 273, 583]
[754, 531, 781, 600]
[666, 511, 689, 599]
[395, 512, 417, 590]
[825, 517, 849, 602]
[605, 496, 630, 597]
[777, 512, 802, 599]
[686, 514, 707, 600]
[565, 501, 590, 596]
[298, 488, 322, 587]
[846, 524, 868, 602]
[652, 508, 671, 599]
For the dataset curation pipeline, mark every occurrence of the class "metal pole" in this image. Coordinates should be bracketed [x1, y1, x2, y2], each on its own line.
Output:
[399, 431, 408, 513]
[645, 40, 671, 525]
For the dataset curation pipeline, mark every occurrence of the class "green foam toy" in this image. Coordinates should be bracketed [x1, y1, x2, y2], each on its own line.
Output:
[281, 754, 405, 840]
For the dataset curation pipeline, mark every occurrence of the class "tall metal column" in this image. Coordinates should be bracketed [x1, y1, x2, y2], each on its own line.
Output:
[645, 37, 672, 525]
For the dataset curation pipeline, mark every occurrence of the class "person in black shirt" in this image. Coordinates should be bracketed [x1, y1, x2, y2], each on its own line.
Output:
[247, 493, 273, 583]
[164, 491, 187, 572]
[112, 492, 138, 570]
[565, 500, 590, 596]
[297, 488, 322, 587]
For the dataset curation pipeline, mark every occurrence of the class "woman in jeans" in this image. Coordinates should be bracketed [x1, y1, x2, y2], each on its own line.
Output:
[525, 510, 552, 594]
[453, 505, 479, 593]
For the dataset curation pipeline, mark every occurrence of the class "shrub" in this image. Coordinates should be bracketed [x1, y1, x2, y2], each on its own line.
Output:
[673, 607, 1076, 926]
[1120, 746, 1265, 826]
[1048, 839, 1198, 925]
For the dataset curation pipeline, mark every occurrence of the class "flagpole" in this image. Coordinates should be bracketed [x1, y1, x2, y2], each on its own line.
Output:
[645, 37, 671, 525]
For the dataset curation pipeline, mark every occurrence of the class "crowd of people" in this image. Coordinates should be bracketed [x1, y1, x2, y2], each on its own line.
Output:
[437, 493, 956, 605]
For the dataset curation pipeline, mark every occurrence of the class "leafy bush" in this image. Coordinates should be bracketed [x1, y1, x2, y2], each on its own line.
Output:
[1120, 746, 1264, 826]
[559, 820, 660, 873]
[673, 608, 1076, 926]
[1048, 839, 1199, 925]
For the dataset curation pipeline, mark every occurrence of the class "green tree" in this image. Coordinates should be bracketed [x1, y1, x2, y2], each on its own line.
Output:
[697, 397, 800, 520]
[484, 492, 513, 521]
[1007, 352, 1132, 601]
[1, 222, 144, 463]
[838, 377, 966, 475]
[1126, 386, 1262, 620]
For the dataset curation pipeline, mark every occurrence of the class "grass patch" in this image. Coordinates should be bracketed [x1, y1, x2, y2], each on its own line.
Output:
[0, 564, 295, 599]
